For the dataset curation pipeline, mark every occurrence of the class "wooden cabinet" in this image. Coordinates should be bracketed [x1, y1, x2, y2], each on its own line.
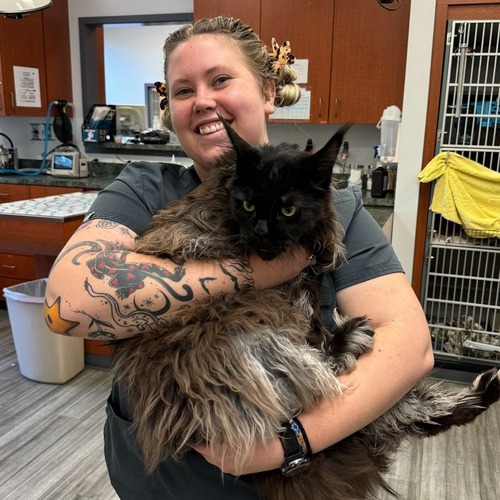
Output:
[194, 0, 410, 125]
[0, 0, 72, 117]
[329, 0, 411, 124]
[260, 0, 334, 124]
[194, 0, 260, 29]
[0, 184, 33, 299]
[0, 184, 82, 299]
[194, 0, 334, 124]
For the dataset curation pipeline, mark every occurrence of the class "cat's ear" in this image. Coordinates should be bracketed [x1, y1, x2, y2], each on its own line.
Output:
[217, 113, 260, 166]
[306, 123, 352, 190]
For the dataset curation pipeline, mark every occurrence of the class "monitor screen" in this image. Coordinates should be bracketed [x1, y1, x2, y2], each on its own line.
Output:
[53, 154, 75, 170]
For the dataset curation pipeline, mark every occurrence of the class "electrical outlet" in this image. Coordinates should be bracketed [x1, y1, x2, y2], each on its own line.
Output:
[30, 123, 53, 141]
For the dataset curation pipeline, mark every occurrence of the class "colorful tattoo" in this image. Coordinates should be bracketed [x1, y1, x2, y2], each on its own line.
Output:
[44, 297, 80, 336]
[87, 250, 193, 301]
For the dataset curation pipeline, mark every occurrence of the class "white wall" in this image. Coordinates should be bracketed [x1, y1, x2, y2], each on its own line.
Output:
[392, 0, 436, 281]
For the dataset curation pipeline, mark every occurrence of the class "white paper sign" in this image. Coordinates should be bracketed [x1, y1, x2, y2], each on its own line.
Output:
[293, 59, 309, 85]
[269, 89, 311, 121]
[13, 66, 42, 108]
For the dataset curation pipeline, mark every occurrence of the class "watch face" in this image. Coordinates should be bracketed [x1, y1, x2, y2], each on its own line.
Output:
[281, 457, 312, 477]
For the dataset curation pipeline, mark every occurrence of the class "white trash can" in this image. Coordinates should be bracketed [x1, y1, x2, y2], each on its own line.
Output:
[3, 278, 84, 384]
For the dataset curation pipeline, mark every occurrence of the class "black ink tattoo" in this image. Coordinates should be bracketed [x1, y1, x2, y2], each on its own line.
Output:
[221, 259, 255, 292]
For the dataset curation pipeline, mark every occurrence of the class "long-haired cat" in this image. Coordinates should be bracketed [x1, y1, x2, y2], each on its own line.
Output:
[111, 121, 500, 500]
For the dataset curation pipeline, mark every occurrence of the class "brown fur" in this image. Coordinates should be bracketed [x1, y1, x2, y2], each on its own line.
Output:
[112, 127, 500, 499]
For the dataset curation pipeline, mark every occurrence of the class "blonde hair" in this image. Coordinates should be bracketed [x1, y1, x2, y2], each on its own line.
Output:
[161, 16, 301, 129]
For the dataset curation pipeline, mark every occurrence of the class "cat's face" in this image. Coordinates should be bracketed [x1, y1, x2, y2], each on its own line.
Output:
[222, 119, 349, 260]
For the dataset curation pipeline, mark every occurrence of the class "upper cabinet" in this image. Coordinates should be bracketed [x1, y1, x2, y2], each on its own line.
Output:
[0, 0, 72, 117]
[193, 0, 261, 31]
[259, 0, 334, 124]
[194, 0, 410, 125]
[329, 0, 410, 124]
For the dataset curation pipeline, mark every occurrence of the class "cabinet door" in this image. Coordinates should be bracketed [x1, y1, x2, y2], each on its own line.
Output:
[0, 12, 48, 116]
[328, 0, 410, 124]
[261, 0, 334, 124]
[42, 0, 72, 106]
[193, 0, 261, 30]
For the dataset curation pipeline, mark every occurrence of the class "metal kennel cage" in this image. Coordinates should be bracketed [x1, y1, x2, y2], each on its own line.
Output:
[421, 20, 500, 369]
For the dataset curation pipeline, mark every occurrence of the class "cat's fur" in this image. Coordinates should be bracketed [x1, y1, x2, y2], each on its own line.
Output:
[112, 121, 500, 500]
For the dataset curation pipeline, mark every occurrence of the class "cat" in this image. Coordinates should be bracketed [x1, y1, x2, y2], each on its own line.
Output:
[111, 120, 500, 500]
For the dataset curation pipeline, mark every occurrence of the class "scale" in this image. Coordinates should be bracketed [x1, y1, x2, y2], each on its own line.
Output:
[0, 132, 19, 171]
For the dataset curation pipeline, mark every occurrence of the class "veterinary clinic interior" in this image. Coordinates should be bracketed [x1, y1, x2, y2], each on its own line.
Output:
[0, 1, 499, 498]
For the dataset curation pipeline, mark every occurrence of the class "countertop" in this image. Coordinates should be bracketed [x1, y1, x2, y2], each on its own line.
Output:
[0, 191, 99, 222]
[0, 163, 395, 227]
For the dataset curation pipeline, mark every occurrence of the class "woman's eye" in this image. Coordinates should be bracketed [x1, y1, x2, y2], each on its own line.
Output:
[242, 200, 255, 212]
[174, 88, 192, 97]
[214, 75, 231, 86]
[281, 205, 297, 217]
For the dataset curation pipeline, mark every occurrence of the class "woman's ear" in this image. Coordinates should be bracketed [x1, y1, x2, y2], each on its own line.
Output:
[263, 82, 276, 115]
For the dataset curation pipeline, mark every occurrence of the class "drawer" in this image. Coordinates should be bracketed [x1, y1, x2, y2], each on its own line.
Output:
[0, 253, 36, 280]
[30, 185, 83, 199]
[0, 184, 30, 203]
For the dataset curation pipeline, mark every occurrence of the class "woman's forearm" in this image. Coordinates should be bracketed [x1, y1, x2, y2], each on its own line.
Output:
[45, 220, 309, 339]
[196, 321, 434, 476]
[198, 273, 435, 475]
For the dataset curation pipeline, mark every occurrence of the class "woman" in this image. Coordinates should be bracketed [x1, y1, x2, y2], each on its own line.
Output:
[45, 16, 434, 499]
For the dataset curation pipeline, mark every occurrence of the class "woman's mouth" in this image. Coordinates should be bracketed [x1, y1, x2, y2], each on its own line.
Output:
[198, 121, 225, 136]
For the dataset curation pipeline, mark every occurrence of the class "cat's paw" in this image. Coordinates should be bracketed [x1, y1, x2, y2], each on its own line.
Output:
[323, 311, 375, 374]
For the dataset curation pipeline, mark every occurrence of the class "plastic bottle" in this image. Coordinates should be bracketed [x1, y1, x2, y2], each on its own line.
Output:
[305, 138, 313, 153]
[376, 105, 401, 163]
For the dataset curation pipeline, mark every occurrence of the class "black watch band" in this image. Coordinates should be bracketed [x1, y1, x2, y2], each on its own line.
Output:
[279, 421, 312, 476]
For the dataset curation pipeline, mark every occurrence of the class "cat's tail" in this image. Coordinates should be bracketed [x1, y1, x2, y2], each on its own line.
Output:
[360, 367, 500, 453]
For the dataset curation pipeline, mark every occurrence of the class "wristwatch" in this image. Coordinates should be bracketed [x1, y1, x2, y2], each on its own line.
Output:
[279, 424, 312, 476]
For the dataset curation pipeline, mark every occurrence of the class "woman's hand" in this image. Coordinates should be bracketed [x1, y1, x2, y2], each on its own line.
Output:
[251, 246, 311, 290]
[193, 437, 284, 476]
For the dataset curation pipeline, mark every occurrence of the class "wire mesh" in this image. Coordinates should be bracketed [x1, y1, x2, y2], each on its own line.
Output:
[424, 213, 499, 364]
[440, 20, 500, 173]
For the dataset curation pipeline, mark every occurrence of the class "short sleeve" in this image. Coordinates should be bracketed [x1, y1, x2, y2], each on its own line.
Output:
[331, 187, 404, 291]
[86, 161, 200, 236]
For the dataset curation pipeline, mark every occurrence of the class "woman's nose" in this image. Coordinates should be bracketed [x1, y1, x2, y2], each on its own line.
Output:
[193, 88, 216, 113]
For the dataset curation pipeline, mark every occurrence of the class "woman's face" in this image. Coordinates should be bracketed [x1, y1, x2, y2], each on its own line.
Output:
[167, 34, 275, 179]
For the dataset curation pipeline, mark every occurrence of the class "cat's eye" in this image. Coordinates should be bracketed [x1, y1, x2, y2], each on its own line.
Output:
[243, 200, 255, 212]
[281, 205, 297, 217]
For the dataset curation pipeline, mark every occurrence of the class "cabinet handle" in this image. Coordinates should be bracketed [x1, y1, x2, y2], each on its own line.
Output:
[0, 193, 12, 198]
[10, 92, 15, 108]
[334, 98, 340, 118]
[1, 265, 17, 269]
[318, 98, 323, 118]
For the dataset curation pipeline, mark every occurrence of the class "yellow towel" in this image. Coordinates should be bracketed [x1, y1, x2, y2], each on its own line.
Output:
[418, 151, 500, 238]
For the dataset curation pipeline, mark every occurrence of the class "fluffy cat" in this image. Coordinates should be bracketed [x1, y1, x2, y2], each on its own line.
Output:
[112, 121, 500, 500]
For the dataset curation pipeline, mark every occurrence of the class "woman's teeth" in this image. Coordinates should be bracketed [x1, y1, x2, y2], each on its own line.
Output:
[199, 121, 225, 135]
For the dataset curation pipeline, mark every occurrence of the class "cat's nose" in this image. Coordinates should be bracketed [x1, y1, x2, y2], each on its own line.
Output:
[254, 220, 269, 235]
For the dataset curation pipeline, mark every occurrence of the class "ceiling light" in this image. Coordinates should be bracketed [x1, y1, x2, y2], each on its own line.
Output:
[0, 0, 53, 19]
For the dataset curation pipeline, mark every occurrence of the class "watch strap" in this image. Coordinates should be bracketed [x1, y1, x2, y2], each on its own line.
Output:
[279, 422, 305, 464]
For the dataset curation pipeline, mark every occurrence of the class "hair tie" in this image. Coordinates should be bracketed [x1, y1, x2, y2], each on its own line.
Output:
[154, 81, 169, 112]
[269, 37, 296, 74]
